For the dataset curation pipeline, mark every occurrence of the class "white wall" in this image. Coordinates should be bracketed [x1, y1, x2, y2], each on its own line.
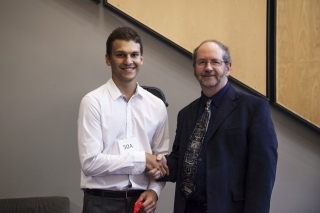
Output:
[0, 1, 319, 212]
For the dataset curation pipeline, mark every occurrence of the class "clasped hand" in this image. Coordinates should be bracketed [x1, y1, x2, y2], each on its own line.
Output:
[145, 153, 168, 180]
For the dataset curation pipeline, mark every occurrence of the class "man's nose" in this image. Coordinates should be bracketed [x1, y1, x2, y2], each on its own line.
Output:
[124, 55, 133, 64]
[205, 62, 213, 70]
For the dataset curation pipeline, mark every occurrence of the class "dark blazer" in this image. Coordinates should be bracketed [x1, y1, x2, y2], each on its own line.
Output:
[161, 85, 278, 213]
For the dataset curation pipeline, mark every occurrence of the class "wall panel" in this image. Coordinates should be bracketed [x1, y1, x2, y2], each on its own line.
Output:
[277, 0, 320, 128]
[107, 0, 268, 96]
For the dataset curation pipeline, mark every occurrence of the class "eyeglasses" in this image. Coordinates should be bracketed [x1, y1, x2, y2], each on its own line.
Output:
[196, 60, 226, 68]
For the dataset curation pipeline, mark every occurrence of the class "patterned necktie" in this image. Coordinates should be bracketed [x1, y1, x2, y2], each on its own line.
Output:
[180, 99, 212, 198]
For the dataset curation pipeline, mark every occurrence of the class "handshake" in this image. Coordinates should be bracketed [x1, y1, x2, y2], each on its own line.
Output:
[145, 153, 169, 180]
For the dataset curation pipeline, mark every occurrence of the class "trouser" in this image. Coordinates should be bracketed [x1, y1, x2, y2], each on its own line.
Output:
[82, 189, 144, 213]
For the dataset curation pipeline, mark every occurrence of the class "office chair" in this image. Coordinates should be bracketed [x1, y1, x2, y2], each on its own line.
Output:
[141, 86, 169, 107]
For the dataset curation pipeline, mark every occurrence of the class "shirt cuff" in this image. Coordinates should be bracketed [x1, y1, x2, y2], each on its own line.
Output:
[132, 151, 146, 174]
[148, 180, 165, 198]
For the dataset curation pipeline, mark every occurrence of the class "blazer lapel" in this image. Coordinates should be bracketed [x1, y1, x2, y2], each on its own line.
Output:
[205, 85, 238, 140]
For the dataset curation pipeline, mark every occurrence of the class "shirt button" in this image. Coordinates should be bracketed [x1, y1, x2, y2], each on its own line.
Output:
[199, 158, 202, 161]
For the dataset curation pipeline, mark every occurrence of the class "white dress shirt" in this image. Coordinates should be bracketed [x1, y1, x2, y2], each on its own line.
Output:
[78, 78, 169, 197]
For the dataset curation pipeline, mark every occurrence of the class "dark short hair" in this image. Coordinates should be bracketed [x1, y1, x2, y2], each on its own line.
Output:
[192, 40, 231, 65]
[106, 26, 143, 56]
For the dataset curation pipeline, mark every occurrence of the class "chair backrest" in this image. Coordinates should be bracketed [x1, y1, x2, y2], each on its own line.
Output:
[141, 86, 168, 107]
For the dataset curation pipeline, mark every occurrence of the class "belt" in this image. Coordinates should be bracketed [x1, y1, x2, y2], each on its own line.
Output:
[83, 188, 144, 198]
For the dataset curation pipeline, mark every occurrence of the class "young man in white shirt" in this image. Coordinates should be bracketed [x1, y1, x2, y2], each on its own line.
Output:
[78, 26, 169, 213]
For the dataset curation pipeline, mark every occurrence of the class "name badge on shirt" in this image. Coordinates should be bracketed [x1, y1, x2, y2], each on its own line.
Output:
[118, 137, 139, 154]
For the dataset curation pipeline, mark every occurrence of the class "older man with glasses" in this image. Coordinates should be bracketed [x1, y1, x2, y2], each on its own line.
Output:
[148, 40, 278, 213]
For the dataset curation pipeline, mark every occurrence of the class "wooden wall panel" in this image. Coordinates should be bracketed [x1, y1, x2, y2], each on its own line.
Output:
[107, 0, 267, 96]
[277, 0, 320, 128]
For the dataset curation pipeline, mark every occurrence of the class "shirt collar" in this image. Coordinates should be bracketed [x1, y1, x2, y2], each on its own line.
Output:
[106, 78, 144, 101]
[200, 82, 230, 107]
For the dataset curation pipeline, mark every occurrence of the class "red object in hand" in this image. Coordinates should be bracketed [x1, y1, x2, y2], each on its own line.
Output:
[133, 200, 144, 213]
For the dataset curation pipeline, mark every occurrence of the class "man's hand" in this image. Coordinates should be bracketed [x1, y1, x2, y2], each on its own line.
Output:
[145, 153, 169, 178]
[135, 190, 158, 213]
[146, 154, 168, 180]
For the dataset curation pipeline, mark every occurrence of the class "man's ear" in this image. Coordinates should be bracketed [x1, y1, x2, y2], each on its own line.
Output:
[105, 54, 111, 66]
[226, 62, 232, 76]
